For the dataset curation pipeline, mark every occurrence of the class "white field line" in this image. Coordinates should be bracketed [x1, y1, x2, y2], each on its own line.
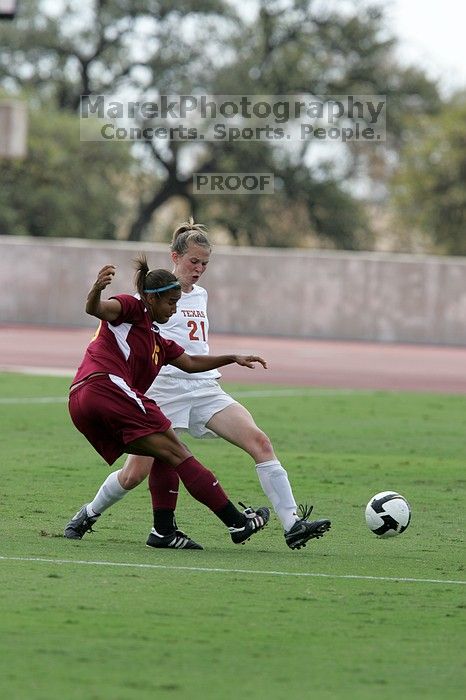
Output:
[0, 365, 75, 377]
[233, 388, 373, 398]
[0, 396, 68, 404]
[0, 555, 464, 586]
[0, 388, 369, 405]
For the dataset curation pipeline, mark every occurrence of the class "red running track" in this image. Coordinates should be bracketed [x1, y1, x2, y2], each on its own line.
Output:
[1, 325, 466, 393]
[0, 326, 466, 394]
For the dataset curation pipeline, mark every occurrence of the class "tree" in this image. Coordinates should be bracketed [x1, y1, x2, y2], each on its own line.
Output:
[186, 0, 440, 248]
[391, 93, 466, 255]
[0, 0, 237, 110]
[0, 105, 133, 238]
[0, 0, 441, 248]
[0, 0, 240, 238]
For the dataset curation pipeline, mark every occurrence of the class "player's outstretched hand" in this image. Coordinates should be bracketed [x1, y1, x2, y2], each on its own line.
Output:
[94, 265, 116, 291]
[235, 355, 268, 369]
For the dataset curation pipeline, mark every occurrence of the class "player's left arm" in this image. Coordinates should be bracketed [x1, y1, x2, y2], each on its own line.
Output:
[85, 265, 122, 321]
[170, 353, 268, 373]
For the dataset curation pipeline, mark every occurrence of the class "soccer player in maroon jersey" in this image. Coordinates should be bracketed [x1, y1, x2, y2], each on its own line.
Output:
[65, 256, 270, 549]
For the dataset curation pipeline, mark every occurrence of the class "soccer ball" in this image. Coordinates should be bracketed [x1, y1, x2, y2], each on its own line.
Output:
[365, 491, 411, 537]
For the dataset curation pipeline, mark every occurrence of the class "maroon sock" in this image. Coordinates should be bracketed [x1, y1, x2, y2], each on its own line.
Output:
[149, 459, 180, 510]
[174, 456, 229, 512]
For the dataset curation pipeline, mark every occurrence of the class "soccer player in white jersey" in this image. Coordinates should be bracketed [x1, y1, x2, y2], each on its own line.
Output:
[65, 219, 331, 550]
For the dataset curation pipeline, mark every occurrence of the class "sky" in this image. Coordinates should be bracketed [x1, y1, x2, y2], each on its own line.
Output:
[373, 0, 466, 95]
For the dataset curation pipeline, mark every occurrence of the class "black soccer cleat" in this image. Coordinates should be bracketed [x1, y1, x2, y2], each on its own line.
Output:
[229, 502, 270, 545]
[285, 504, 331, 550]
[64, 504, 100, 540]
[146, 528, 203, 550]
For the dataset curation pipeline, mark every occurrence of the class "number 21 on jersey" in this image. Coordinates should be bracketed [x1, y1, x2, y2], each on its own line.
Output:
[187, 320, 206, 342]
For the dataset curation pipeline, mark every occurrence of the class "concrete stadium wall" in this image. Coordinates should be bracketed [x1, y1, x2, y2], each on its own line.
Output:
[1, 236, 466, 345]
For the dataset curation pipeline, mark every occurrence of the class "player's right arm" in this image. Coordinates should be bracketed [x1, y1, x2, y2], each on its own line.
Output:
[85, 265, 122, 321]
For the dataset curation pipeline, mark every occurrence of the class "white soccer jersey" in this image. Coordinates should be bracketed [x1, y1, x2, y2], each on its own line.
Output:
[157, 285, 221, 380]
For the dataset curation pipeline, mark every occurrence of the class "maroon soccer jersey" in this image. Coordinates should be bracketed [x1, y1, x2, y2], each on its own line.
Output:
[72, 294, 184, 394]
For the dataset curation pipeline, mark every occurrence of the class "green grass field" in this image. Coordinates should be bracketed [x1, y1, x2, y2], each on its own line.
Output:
[0, 373, 464, 700]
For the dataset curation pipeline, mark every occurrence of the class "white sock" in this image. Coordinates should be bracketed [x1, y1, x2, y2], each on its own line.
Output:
[255, 460, 298, 532]
[86, 470, 128, 516]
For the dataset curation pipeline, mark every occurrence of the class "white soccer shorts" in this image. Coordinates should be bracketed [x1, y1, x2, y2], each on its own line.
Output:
[146, 376, 237, 438]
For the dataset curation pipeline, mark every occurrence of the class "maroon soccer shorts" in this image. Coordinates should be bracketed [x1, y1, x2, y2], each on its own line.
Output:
[68, 373, 171, 465]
